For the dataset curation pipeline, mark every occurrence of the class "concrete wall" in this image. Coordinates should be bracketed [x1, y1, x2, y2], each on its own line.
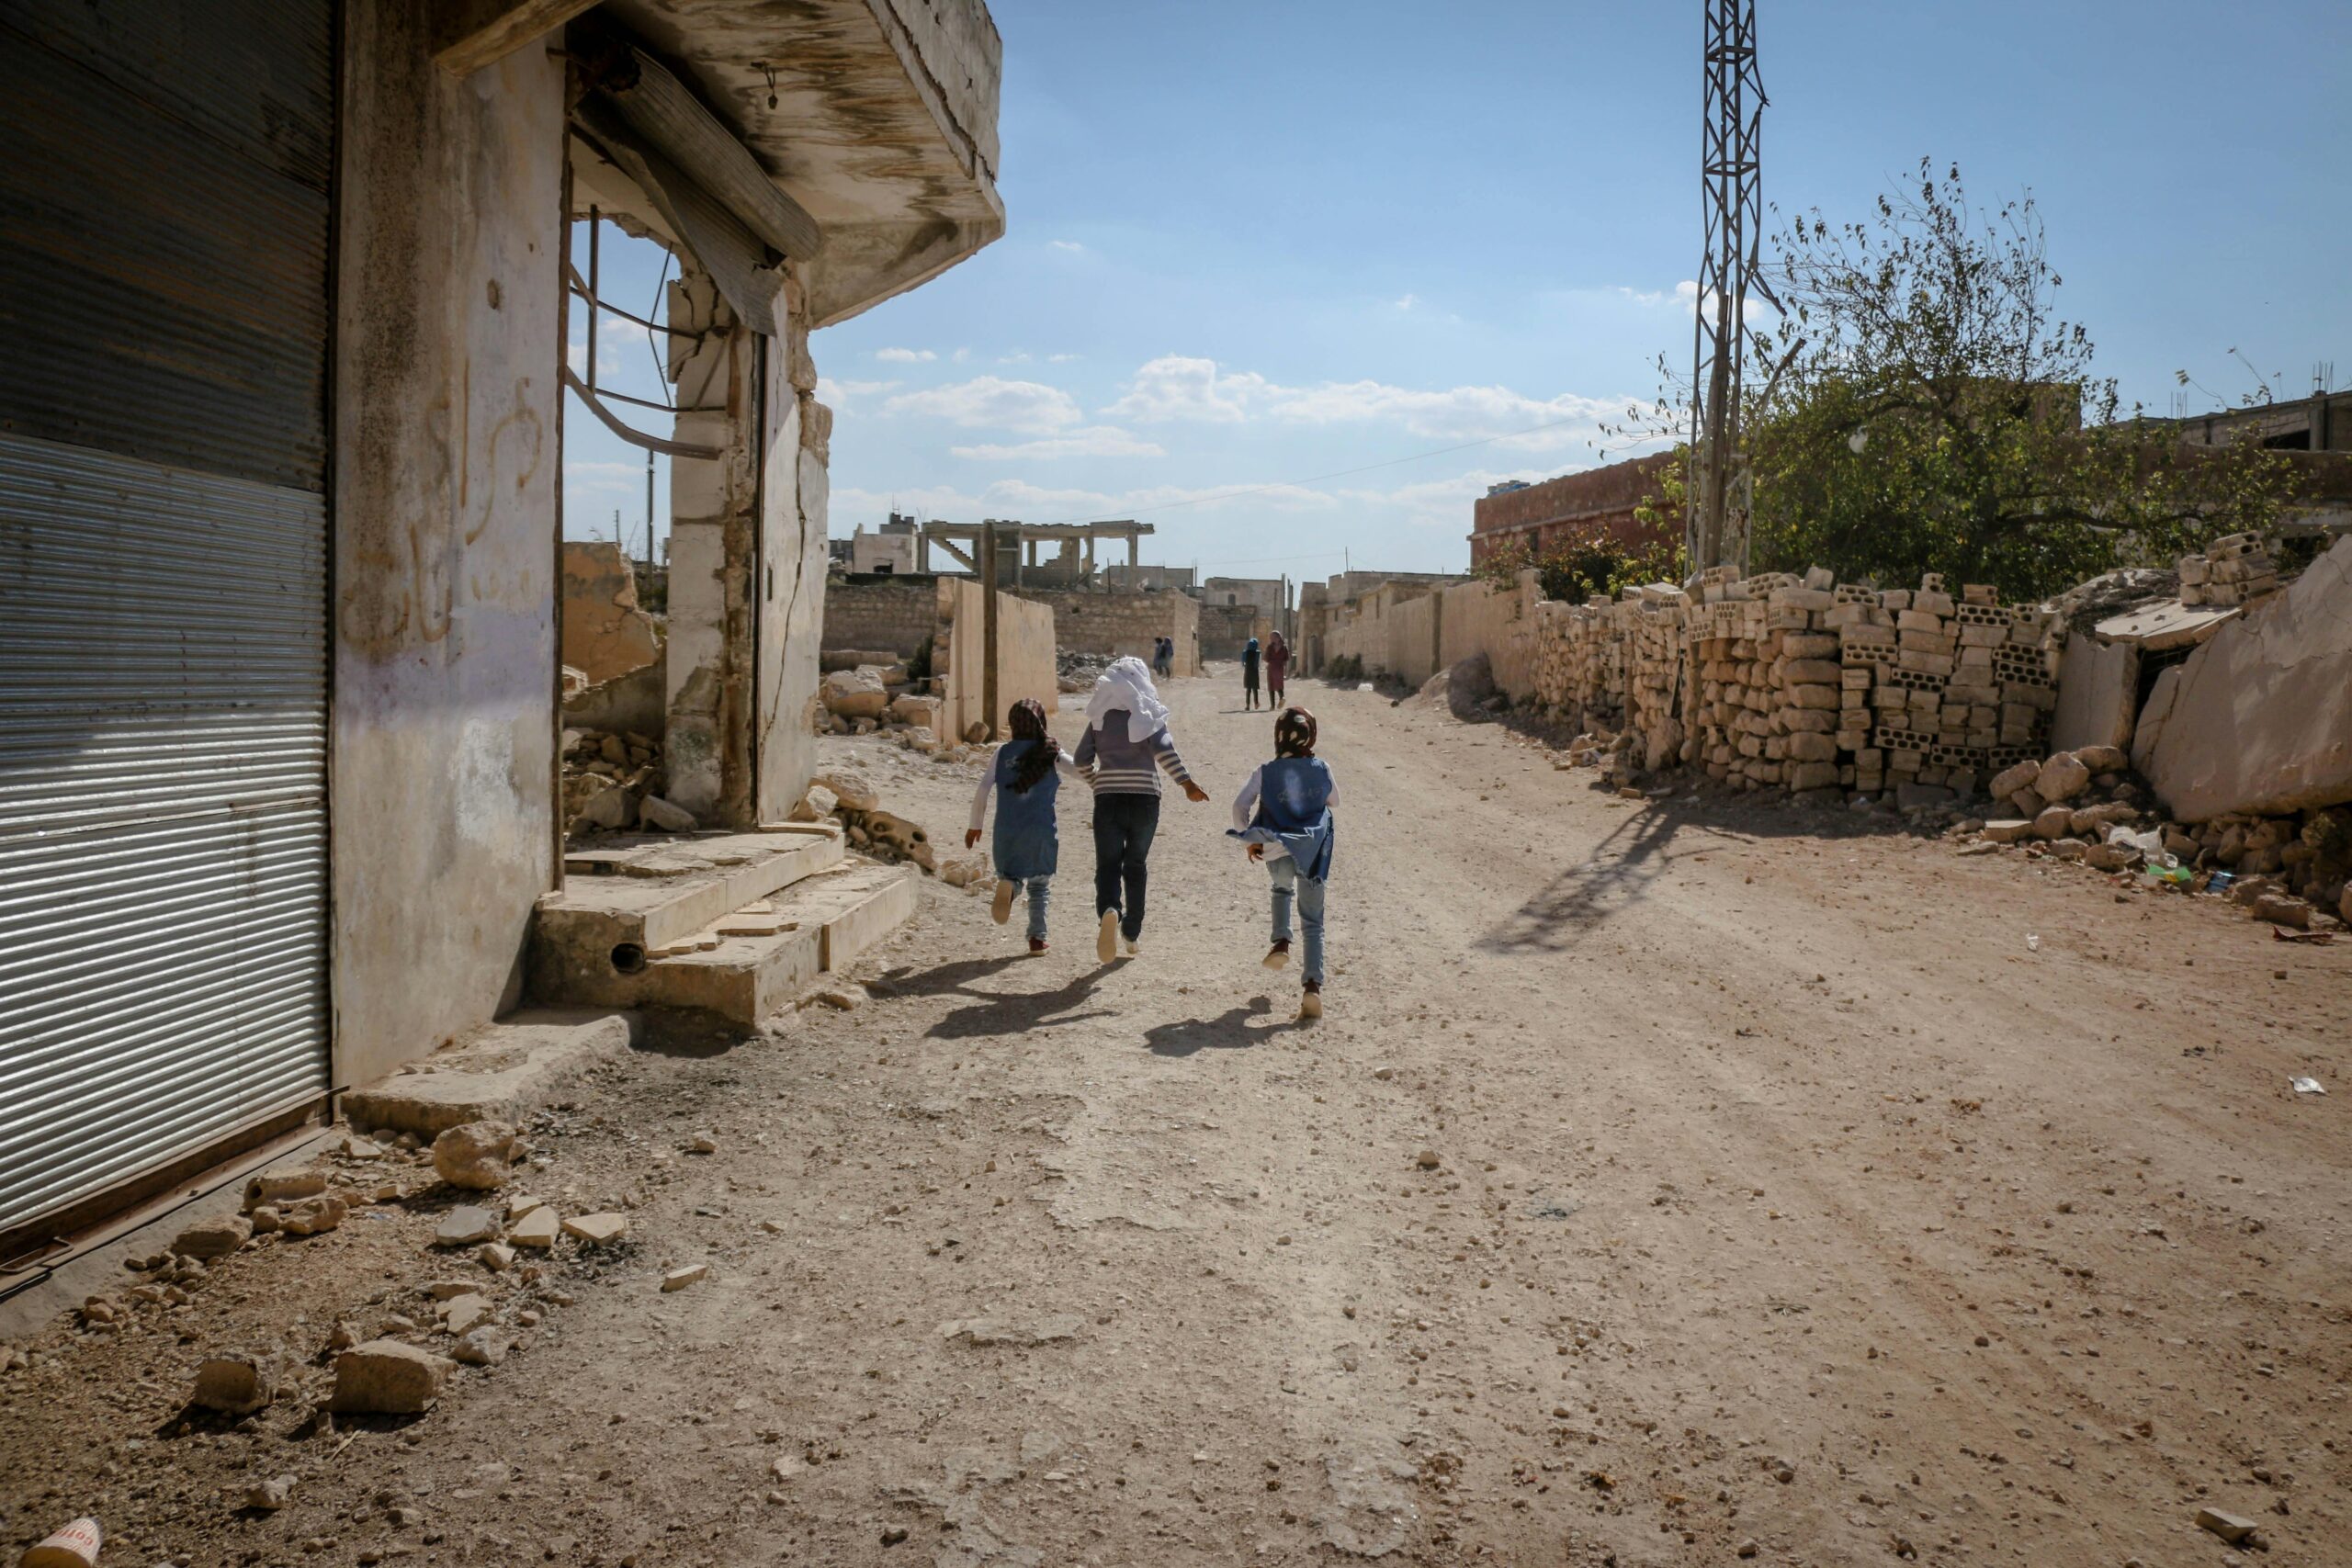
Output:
[823, 579, 940, 659]
[755, 301, 833, 828]
[560, 541, 661, 685]
[331, 0, 564, 1088]
[1015, 588, 1202, 675]
[1439, 576, 1539, 698]
[1198, 602, 1268, 661]
[935, 577, 1057, 745]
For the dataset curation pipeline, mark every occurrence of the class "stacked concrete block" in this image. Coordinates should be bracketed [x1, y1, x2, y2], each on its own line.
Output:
[1761, 574, 1843, 796]
[2177, 532, 2279, 608]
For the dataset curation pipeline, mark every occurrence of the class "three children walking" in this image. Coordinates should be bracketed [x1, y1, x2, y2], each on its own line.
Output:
[962, 655, 1336, 1020]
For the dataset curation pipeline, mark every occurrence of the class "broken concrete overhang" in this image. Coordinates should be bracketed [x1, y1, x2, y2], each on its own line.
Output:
[599, 0, 1004, 328]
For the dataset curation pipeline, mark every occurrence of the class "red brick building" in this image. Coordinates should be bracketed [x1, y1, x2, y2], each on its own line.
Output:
[1469, 451, 1679, 566]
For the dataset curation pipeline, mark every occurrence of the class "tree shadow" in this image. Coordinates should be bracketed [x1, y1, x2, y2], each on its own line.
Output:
[1142, 997, 1295, 1057]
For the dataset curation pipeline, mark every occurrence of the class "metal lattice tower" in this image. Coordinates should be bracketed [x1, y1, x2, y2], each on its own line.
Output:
[1689, 0, 1766, 572]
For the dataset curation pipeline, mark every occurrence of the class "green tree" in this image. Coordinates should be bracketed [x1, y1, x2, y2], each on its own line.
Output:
[1688, 160, 2286, 601]
[1472, 530, 1685, 606]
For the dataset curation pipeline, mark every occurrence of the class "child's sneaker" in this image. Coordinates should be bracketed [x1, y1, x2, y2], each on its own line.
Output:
[991, 879, 1016, 925]
[1028, 936, 1049, 955]
[1298, 980, 1323, 1021]
[1262, 940, 1291, 970]
[1096, 908, 1120, 964]
[1125, 938, 1140, 957]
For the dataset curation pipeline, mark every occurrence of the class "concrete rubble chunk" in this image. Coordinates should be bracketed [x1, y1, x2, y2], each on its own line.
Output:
[2145, 536, 2352, 821]
[478, 1242, 515, 1272]
[2072, 743, 2128, 774]
[639, 794, 697, 832]
[171, 1218, 249, 1260]
[2195, 1507, 2260, 1545]
[452, 1327, 510, 1366]
[329, 1339, 454, 1415]
[2251, 893, 2312, 929]
[2032, 806, 2075, 840]
[508, 1207, 561, 1249]
[1982, 819, 2036, 844]
[820, 667, 890, 720]
[243, 1168, 327, 1213]
[279, 1197, 347, 1237]
[813, 769, 881, 812]
[440, 1293, 494, 1337]
[434, 1206, 502, 1247]
[1988, 760, 2041, 799]
[562, 1212, 629, 1247]
[432, 1121, 520, 1190]
[191, 1354, 272, 1415]
[504, 1193, 547, 1222]
[662, 1264, 709, 1292]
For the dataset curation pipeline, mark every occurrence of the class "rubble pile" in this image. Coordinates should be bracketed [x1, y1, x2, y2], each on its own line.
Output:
[2177, 531, 2281, 609]
[786, 767, 936, 873]
[561, 727, 692, 837]
[816, 653, 944, 750]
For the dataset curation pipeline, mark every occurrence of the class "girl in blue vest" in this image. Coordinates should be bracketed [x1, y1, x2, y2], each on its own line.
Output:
[1229, 705, 1338, 1019]
[966, 698, 1088, 953]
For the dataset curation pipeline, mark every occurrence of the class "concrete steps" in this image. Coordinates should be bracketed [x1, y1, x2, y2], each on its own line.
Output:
[527, 825, 917, 1026]
[342, 1009, 643, 1137]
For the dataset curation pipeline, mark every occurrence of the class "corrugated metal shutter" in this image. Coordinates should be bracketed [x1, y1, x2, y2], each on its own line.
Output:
[0, 1, 334, 1238]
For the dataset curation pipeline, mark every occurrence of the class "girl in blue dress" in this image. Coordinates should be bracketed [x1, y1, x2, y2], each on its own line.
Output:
[966, 698, 1089, 953]
[1229, 705, 1339, 1019]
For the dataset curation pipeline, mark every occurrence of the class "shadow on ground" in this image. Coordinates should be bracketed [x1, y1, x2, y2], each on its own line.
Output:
[1143, 997, 1299, 1056]
[876, 954, 1116, 1039]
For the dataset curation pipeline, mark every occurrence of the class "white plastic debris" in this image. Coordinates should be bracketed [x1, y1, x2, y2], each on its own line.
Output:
[2290, 1077, 2325, 1096]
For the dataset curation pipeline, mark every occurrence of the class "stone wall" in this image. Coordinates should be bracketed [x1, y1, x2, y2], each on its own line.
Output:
[934, 577, 1057, 746]
[823, 579, 941, 660]
[560, 541, 662, 685]
[1017, 588, 1201, 675]
[1198, 602, 1269, 661]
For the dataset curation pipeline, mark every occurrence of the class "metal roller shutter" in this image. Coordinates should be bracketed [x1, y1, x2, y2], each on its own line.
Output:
[0, 1, 334, 1240]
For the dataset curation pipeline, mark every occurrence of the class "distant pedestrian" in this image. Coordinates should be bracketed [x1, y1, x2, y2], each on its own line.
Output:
[1153, 636, 1174, 678]
[1229, 705, 1337, 1021]
[1074, 658, 1209, 963]
[966, 699, 1089, 954]
[1264, 629, 1290, 705]
[1241, 635, 1262, 711]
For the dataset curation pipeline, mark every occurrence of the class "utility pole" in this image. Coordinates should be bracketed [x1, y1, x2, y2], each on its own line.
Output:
[979, 524, 1001, 741]
[644, 448, 655, 573]
[1690, 0, 1767, 574]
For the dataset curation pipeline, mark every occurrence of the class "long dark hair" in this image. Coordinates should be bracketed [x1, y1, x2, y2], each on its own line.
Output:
[1008, 699, 1056, 793]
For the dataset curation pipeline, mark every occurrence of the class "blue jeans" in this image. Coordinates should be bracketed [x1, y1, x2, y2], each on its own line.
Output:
[1269, 856, 1326, 984]
[1023, 875, 1051, 941]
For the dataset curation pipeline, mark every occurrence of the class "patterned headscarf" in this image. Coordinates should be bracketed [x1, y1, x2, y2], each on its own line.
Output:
[1274, 705, 1317, 759]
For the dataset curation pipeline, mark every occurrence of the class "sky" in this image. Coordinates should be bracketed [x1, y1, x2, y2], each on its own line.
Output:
[564, 0, 2352, 583]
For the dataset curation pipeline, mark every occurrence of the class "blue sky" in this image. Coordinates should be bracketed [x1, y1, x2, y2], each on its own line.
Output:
[565, 0, 2351, 581]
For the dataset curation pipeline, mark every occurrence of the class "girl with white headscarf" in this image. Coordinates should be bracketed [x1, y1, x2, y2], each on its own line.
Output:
[1072, 658, 1208, 963]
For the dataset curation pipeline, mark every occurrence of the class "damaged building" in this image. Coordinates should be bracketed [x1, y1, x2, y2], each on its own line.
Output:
[0, 0, 1001, 1260]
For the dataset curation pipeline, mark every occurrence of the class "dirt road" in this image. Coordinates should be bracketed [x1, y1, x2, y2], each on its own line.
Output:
[5, 671, 2347, 1567]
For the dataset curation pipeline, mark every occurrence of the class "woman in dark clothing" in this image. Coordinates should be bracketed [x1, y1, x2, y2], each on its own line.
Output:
[1240, 636, 1262, 711]
[1264, 630, 1290, 705]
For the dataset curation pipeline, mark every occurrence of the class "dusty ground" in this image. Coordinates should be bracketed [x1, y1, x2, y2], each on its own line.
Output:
[4, 669, 2348, 1568]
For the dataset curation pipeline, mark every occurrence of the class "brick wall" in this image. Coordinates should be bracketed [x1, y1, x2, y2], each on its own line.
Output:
[1470, 451, 1678, 567]
[820, 579, 940, 658]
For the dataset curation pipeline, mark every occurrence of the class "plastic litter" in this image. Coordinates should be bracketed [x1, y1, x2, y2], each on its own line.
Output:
[2026, 933, 2040, 953]
[2290, 1077, 2326, 1096]
[2207, 870, 2237, 895]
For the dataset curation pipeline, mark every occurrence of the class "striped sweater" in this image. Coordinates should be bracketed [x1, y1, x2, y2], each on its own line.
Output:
[1073, 710, 1195, 796]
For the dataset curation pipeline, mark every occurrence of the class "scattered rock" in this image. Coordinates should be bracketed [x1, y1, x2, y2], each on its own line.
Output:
[434, 1207, 501, 1248]
[2033, 752, 2091, 803]
[662, 1265, 708, 1292]
[190, 1354, 272, 1416]
[451, 1328, 510, 1367]
[244, 1475, 295, 1512]
[279, 1197, 347, 1237]
[639, 794, 697, 832]
[432, 1122, 520, 1190]
[2195, 1507, 2262, 1546]
[562, 1213, 629, 1247]
[328, 1340, 455, 1415]
[439, 1294, 493, 1337]
[509, 1208, 561, 1249]
[2252, 892, 2312, 929]
[478, 1243, 515, 1272]
[939, 1315, 1083, 1348]
[1415, 1149, 1442, 1170]
[1982, 818, 2035, 844]
[814, 986, 865, 1011]
[243, 1169, 327, 1213]
[170, 1218, 248, 1261]
[248, 1205, 282, 1235]
[687, 1134, 718, 1155]
[813, 769, 880, 812]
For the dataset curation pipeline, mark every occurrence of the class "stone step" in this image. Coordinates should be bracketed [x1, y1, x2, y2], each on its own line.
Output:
[530, 863, 917, 1026]
[537, 827, 844, 960]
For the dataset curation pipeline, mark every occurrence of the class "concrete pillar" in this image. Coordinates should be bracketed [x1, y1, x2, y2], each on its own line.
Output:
[664, 263, 759, 825]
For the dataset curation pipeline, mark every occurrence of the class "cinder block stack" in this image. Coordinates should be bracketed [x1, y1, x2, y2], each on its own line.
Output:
[1827, 583, 1893, 795]
[1626, 585, 1690, 770]
[1764, 568, 1843, 796]
[2177, 532, 2279, 607]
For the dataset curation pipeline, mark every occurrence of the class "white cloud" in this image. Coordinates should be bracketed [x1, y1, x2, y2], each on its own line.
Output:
[1104, 355, 1628, 451]
[1392, 293, 1419, 311]
[883, 376, 1084, 434]
[997, 351, 1033, 365]
[875, 347, 936, 363]
[1047, 240, 1088, 254]
[1104, 355, 1271, 424]
[816, 376, 899, 409]
[951, 426, 1166, 461]
[832, 476, 1338, 527]
[1048, 353, 1083, 364]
